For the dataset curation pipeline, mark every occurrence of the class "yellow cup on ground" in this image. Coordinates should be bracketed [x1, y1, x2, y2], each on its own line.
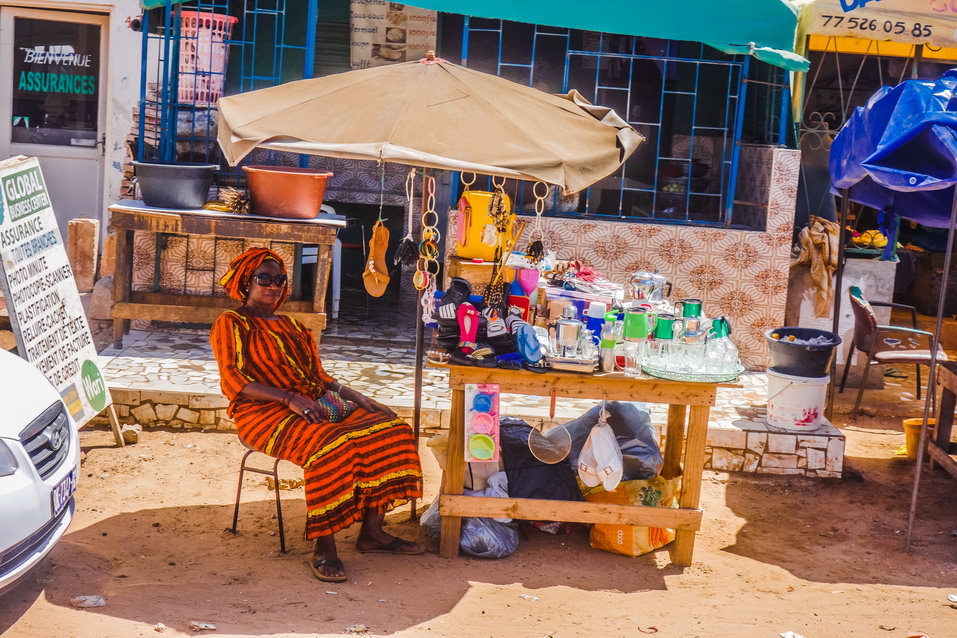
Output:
[902, 418, 936, 459]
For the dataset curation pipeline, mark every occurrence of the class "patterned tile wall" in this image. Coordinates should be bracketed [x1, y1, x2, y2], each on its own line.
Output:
[446, 146, 799, 368]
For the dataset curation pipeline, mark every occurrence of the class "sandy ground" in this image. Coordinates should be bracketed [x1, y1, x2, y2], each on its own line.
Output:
[1, 412, 956, 638]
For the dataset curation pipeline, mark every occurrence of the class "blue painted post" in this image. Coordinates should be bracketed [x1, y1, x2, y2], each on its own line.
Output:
[778, 83, 790, 146]
[137, 10, 150, 161]
[725, 56, 750, 224]
[299, 0, 318, 169]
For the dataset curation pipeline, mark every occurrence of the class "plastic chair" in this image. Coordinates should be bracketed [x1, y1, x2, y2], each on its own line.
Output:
[228, 439, 288, 553]
[839, 287, 947, 414]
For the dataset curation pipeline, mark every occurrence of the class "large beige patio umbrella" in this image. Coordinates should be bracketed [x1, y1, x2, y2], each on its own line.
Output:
[217, 55, 643, 194]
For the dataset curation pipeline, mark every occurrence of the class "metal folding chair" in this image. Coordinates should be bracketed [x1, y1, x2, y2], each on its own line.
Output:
[228, 439, 287, 553]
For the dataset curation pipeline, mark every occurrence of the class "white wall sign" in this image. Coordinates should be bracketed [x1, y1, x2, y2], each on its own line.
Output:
[350, 1, 438, 69]
[805, 0, 957, 48]
[0, 156, 110, 427]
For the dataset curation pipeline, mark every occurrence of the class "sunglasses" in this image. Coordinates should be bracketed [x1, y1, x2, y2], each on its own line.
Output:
[251, 273, 288, 288]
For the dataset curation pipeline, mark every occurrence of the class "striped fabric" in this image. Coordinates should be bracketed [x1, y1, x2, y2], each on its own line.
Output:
[211, 310, 422, 538]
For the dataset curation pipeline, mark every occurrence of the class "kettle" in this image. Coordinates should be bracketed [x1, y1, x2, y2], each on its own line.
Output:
[628, 270, 671, 302]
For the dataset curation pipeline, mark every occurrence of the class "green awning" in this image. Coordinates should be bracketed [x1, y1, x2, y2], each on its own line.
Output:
[406, 0, 809, 71]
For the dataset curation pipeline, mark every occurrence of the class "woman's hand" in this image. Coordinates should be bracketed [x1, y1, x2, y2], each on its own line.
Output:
[340, 386, 397, 418]
[287, 393, 324, 423]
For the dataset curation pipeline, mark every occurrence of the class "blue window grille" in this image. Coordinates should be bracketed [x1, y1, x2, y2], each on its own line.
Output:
[137, 0, 317, 176]
[439, 16, 788, 228]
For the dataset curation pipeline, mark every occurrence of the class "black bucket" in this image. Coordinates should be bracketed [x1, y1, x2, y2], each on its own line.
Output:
[765, 326, 842, 378]
[133, 161, 217, 209]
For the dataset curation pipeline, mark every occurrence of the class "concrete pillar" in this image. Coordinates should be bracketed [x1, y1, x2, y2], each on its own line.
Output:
[66, 219, 100, 293]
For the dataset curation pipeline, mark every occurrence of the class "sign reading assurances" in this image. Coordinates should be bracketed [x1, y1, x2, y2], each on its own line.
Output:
[0, 156, 109, 427]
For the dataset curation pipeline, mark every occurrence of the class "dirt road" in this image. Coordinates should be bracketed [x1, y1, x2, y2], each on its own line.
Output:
[1, 414, 955, 638]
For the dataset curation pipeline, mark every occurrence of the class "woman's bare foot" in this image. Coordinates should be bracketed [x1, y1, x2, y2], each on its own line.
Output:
[310, 534, 347, 582]
[356, 510, 424, 555]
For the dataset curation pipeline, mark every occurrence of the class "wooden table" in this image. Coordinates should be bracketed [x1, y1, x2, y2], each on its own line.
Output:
[108, 200, 343, 348]
[929, 361, 957, 477]
[437, 364, 724, 567]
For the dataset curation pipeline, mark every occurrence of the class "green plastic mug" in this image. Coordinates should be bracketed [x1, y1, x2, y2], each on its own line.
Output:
[653, 313, 680, 340]
[623, 308, 655, 340]
[675, 298, 703, 318]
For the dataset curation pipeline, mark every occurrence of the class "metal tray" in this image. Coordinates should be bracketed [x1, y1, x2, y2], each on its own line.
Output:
[641, 363, 744, 383]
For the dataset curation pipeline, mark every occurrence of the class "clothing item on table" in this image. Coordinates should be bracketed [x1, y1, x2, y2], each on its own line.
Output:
[211, 310, 422, 539]
[795, 215, 839, 318]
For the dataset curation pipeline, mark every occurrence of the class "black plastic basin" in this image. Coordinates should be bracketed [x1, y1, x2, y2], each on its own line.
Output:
[765, 326, 842, 378]
[133, 161, 217, 209]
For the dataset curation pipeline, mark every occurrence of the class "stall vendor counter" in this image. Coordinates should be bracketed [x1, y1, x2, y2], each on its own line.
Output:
[929, 361, 957, 478]
[108, 200, 343, 348]
[434, 363, 732, 567]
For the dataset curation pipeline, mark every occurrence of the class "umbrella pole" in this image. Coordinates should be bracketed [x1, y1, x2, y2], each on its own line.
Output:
[410, 168, 429, 522]
[825, 189, 850, 420]
[905, 187, 957, 550]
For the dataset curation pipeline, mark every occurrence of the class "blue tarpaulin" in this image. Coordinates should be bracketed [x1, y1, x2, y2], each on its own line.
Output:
[830, 70, 957, 233]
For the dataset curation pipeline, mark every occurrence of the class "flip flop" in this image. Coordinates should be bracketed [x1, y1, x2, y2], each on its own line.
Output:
[458, 303, 479, 354]
[357, 537, 426, 555]
[363, 220, 390, 297]
[513, 322, 543, 364]
[309, 557, 348, 583]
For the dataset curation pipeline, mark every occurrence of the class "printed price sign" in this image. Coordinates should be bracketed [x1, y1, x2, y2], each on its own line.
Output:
[0, 156, 110, 427]
[350, 1, 437, 69]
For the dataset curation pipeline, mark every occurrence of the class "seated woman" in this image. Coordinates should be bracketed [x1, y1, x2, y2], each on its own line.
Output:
[211, 247, 423, 583]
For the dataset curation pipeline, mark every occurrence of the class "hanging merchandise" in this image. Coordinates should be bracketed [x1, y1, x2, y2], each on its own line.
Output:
[363, 166, 391, 297]
[413, 174, 441, 292]
[465, 384, 500, 463]
[454, 177, 514, 262]
[484, 178, 525, 315]
[394, 169, 418, 267]
[577, 401, 623, 492]
[524, 181, 548, 265]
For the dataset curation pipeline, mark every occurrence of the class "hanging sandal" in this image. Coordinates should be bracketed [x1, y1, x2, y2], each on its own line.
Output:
[363, 220, 391, 297]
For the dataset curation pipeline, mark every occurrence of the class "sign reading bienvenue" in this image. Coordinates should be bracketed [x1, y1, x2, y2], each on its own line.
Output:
[0, 156, 109, 427]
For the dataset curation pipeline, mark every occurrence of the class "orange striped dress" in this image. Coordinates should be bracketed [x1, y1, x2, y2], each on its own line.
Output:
[210, 310, 422, 539]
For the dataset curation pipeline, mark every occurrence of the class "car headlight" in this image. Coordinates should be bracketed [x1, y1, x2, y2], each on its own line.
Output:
[0, 440, 18, 477]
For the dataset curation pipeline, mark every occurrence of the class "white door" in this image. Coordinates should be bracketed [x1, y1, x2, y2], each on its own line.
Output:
[0, 8, 108, 233]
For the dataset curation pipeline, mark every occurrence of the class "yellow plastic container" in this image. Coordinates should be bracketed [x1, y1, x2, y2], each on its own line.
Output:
[903, 418, 936, 459]
[454, 190, 513, 262]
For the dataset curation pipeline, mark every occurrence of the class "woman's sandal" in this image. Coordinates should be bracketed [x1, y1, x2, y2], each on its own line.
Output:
[309, 557, 348, 583]
[356, 537, 426, 555]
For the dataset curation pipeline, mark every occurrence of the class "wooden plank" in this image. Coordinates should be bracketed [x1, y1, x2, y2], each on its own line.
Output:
[440, 388, 466, 558]
[673, 404, 710, 567]
[112, 229, 132, 349]
[108, 208, 338, 244]
[445, 365, 717, 407]
[130, 291, 315, 313]
[312, 243, 332, 314]
[927, 442, 957, 480]
[439, 495, 702, 531]
[112, 302, 326, 333]
[661, 404, 687, 480]
[937, 362, 957, 396]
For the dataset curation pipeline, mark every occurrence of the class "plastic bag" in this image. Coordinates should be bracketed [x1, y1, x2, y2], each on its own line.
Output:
[459, 516, 519, 559]
[582, 476, 678, 557]
[420, 496, 441, 541]
[563, 401, 663, 480]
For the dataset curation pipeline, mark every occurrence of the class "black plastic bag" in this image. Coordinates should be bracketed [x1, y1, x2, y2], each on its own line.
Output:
[562, 401, 662, 480]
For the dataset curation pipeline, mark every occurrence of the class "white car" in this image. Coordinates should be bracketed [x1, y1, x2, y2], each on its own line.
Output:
[0, 348, 79, 595]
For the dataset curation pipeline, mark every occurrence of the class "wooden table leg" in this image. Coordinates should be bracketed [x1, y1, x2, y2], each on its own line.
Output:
[312, 243, 332, 315]
[660, 404, 687, 480]
[439, 387, 466, 558]
[933, 388, 956, 472]
[673, 404, 709, 567]
[111, 229, 132, 349]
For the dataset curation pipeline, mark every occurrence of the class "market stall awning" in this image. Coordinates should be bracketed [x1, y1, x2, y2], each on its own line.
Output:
[830, 68, 957, 229]
[795, 0, 957, 51]
[403, 0, 808, 71]
[217, 57, 643, 194]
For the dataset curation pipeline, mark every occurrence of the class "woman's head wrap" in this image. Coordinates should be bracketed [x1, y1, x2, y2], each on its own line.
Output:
[219, 247, 288, 310]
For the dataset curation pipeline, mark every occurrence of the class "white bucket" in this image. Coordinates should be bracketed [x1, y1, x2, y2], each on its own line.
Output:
[766, 369, 829, 431]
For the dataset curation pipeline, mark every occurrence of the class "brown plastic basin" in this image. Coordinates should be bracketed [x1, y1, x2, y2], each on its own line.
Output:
[242, 165, 334, 219]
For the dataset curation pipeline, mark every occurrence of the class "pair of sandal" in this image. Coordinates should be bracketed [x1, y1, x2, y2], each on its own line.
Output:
[309, 538, 426, 583]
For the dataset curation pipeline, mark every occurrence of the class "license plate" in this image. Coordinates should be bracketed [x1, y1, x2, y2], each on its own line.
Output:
[51, 470, 77, 517]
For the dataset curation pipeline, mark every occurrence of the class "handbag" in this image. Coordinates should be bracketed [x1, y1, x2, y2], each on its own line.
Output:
[313, 390, 356, 423]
